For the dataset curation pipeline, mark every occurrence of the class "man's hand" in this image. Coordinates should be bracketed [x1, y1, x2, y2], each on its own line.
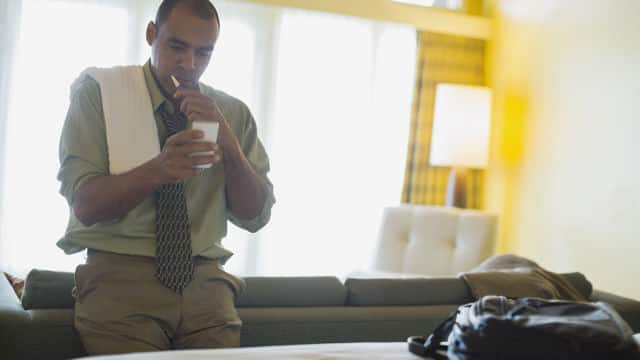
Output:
[174, 88, 240, 153]
[150, 129, 221, 184]
[173, 88, 267, 221]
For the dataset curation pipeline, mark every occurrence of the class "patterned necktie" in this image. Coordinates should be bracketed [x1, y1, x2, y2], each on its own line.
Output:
[155, 107, 194, 293]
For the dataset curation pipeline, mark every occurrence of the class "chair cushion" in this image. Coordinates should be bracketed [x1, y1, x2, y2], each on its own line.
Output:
[373, 205, 498, 276]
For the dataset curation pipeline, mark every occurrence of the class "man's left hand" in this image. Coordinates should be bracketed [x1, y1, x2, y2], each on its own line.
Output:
[174, 88, 239, 154]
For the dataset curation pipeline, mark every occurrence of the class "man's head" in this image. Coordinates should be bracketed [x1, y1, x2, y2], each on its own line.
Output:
[146, 0, 220, 94]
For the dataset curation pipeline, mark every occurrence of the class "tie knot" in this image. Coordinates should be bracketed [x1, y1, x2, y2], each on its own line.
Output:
[159, 106, 187, 135]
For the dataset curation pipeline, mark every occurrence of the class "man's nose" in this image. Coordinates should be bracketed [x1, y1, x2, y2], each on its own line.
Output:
[179, 51, 196, 70]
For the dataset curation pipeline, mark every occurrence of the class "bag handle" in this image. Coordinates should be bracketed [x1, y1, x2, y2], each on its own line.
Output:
[408, 309, 458, 359]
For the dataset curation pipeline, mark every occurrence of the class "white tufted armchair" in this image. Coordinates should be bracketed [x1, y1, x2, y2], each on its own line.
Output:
[371, 205, 498, 276]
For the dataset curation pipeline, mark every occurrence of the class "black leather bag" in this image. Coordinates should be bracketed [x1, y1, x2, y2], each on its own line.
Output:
[408, 295, 639, 359]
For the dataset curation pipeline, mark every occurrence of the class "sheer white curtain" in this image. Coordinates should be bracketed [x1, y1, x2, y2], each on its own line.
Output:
[0, 0, 416, 279]
[200, 0, 280, 275]
[258, 11, 416, 277]
[0, 0, 142, 276]
[0, 0, 266, 276]
[0, 0, 23, 272]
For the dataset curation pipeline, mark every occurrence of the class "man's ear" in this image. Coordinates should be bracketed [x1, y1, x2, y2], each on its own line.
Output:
[146, 21, 157, 46]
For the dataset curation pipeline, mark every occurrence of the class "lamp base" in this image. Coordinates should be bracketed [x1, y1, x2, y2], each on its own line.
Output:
[445, 167, 469, 208]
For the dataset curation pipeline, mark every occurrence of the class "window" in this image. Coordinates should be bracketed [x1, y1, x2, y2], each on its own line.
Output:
[257, 10, 416, 276]
[1, 0, 133, 275]
[0, 0, 416, 279]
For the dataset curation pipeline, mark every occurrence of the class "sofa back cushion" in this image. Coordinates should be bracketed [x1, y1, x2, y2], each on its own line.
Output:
[20, 270, 347, 309]
[237, 277, 347, 307]
[22, 269, 75, 310]
[346, 277, 473, 306]
[20, 269, 590, 309]
[345, 272, 592, 306]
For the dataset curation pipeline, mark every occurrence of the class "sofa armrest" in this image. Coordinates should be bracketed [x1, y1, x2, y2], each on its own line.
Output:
[1, 274, 30, 357]
[590, 289, 640, 332]
[0, 273, 20, 304]
[1, 274, 86, 360]
[0, 273, 28, 322]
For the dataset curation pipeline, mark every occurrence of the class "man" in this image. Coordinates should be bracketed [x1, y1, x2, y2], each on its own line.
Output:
[57, 0, 274, 355]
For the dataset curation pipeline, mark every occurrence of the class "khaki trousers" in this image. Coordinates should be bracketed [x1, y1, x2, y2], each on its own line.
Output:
[73, 250, 245, 355]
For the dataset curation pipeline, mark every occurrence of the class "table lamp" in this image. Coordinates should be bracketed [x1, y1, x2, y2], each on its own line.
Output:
[429, 83, 491, 208]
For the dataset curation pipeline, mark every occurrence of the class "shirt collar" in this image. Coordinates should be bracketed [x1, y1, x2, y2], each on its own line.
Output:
[143, 60, 173, 113]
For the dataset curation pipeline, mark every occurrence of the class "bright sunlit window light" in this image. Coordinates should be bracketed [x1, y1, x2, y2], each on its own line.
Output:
[1, 0, 130, 275]
[0, 0, 417, 279]
[392, 0, 435, 7]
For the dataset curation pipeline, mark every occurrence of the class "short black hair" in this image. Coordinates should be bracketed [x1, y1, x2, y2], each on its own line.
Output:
[155, 0, 220, 29]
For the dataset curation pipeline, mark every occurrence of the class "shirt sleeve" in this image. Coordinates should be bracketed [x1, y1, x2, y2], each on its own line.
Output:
[57, 77, 109, 205]
[226, 102, 276, 233]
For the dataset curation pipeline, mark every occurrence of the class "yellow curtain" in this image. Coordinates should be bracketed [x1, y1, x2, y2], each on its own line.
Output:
[401, 32, 486, 208]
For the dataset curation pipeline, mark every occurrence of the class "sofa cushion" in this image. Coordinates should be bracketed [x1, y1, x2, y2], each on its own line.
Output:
[237, 277, 347, 307]
[345, 273, 592, 306]
[21, 270, 347, 309]
[20, 268, 588, 309]
[238, 305, 460, 346]
[346, 277, 473, 306]
[22, 269, 75, 310]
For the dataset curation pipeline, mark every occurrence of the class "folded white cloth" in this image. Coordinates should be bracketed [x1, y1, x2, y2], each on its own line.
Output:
[71, 66, 160, 174]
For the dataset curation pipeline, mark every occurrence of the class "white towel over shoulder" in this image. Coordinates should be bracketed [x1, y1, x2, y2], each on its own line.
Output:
[71, 66, 160, 175]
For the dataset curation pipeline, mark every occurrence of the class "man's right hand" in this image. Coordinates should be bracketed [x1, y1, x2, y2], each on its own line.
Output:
[150, 129, 218, 184]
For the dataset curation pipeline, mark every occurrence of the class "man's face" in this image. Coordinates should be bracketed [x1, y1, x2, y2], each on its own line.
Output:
[147, 3, 219, 94]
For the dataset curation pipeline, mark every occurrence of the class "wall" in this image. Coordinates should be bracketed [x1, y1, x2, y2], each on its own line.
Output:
[485, 0, 640, 298]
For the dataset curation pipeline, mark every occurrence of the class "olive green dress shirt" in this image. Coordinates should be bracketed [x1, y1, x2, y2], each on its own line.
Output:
[57, 62, 275, 263]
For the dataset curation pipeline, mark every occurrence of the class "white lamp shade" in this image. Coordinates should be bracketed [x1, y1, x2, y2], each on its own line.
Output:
[429, 84, 492, 168]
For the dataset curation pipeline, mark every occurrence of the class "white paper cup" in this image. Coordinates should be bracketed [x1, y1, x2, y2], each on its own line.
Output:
[190, 121, 219, 169]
